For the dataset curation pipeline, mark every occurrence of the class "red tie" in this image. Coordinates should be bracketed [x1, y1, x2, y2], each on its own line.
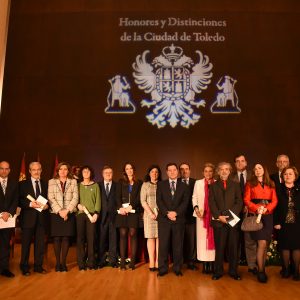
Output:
[223, 180, 227, 189]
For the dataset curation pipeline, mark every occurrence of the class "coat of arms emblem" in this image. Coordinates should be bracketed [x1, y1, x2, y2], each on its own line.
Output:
[133, 44, 213, 128]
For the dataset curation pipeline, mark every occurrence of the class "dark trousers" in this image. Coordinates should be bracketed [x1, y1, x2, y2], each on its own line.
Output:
[213, 225, 239, 276]
[158, 221, 185, 273]
[20, 225, 46, 271]
[0, 228, 12, 271]
[76, 213, 96, 268]
[183, 222, 196, 264]
[98, 218, 117, 265]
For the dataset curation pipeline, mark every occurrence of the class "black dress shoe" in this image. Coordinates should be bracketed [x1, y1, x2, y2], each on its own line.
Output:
[187, 264, 198, 270]
[212, 274, 222, 280]
[1, 269, 15, 278]
[281, 268, 290, 278]
[174, 271, 183, 276]
[79, 266, 86, 271]
[129, 263, 135, 270]
[110, 263, 118, 268]
[248, 267, 258, 275]
[230, 274, 241, 280]
[34, 268, 47, 274]
[293, 272, 300, 281]
[157, 270, 168, 277]
[257, 272, 268, 283]
[55, 264, 61, 272]
[60, 265, 68, 272]
[149, 267, 156, 272]
[98, 262, 106, 269]
[21, 268, 30, 276]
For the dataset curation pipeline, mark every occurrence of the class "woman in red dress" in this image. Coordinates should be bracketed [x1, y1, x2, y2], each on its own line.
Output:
[244, 163, 278, 283]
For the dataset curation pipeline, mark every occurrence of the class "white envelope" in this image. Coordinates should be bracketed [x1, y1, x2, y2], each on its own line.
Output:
[35, 195, 48, 212]
[0, 214, 17, 229]
[228, 209, 240, 227]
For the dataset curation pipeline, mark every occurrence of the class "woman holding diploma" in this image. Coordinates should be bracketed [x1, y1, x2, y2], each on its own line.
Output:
[48, 162, 78, 272]
[244, 163, 278, 283]
[77, 166, 100, 270]
[115, 163, 142, 270]
[140, 165, 161, 271]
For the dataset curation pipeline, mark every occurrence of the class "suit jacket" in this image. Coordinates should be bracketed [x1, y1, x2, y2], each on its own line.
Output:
[270, 172, 280, 186]
[0, 178, 18, 216]
[231, 170, 252, 183]
[156, 179, 189, 224]
[244, 182, 278, 214]
[48, 178, 78, 214]
[274, 183, 300, 226]
[208, 179, 243, 228]
[179, 177, 196, 223]
[99, 180, 117, 224]
[19, 179, 49, 228]
[116, 179, 143, 213]
[270, 172, 282, 197]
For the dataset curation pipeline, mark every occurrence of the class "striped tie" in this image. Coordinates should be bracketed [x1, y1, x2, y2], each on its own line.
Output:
[2, 179, 6, 195]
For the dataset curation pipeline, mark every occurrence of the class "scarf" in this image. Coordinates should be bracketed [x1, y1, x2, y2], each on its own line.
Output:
[203, 179, 215, 250]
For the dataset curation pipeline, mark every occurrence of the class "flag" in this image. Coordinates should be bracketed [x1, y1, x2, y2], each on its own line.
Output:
[53, 154, 58, 178]
[19, 153, 26, 181]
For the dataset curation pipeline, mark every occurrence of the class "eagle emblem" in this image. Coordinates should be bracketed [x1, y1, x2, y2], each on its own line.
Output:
[132, 44, 213, 128]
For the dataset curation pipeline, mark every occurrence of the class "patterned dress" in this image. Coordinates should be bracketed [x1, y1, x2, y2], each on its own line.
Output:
[140, 182, 158, 238]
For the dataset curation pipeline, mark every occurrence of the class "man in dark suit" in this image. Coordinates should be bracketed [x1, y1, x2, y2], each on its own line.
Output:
[270, 154, 290, 193]
[156, 163, 189, 277]
[209, 162, 243, 280]
[19, 162, 49, 275]
[0, 161, 18, 278]
[179, 162, 197, 270]
[98, 166, 118, 268]
[231, 154, 257, 274]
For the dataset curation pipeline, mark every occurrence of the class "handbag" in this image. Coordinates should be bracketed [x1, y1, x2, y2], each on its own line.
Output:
[241, 211, 263, 232]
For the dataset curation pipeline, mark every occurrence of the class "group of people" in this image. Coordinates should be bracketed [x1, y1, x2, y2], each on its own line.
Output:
[0, 153, 299, 284]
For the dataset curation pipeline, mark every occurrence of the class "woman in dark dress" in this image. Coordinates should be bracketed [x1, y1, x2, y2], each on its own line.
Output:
[274, 166, 300, 280]
[115, 163, 142, 270]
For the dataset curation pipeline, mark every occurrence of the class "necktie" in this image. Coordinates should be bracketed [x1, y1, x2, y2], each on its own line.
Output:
[171, 181, 176, 197]
[105, 183, 110, 197]
[223, 180, 227, 189]
[240, 173, 245, 195]
[35, 180, 41, 198]
[183, 179, 188, 185]
[2, 179, 6, 195]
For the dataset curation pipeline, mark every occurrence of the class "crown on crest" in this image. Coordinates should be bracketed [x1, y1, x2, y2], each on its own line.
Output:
[162, 44, 183, 62]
